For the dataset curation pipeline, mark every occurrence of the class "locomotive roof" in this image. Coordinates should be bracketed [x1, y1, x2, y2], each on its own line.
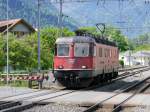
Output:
[56, 36, 117, 47]
[56, 36, 96, 43]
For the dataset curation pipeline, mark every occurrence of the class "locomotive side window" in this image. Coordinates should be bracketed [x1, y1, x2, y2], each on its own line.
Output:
[57, 44, 69, 56]
[110, 49, 112, 57]
[105, 48, 107, 57]
[74, 43, 89, 57]
[94, 46, 96, 56]
[99, 48, 102, 57]
[108, 49, 110, 57]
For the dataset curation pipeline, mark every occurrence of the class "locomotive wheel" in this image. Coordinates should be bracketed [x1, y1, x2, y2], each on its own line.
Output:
[113, 72, 118, 78]
[104, 73, 109, 82]
[99, 74, 104, 83]
[108, 73, 113, 82]
[92, 76, 100, 85]
[112, 71, 115, 78]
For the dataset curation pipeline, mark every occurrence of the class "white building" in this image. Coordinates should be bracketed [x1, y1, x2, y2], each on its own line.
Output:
[119, 51, 134, 66]
[119, 51, 150, 66]
[132, 51, 150, 66]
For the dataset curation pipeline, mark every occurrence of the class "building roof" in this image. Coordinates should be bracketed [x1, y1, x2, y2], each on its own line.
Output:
[120, 50, 150, 57]
[132, 51, 150, 57]
[0, 19, 35, 33]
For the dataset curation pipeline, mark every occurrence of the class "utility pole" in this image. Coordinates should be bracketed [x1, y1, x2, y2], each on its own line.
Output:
[6, 0, 9, 85]
[38, 0, 41, 73]
[59, 0, 63, 37]
[141, 51, 142, 65]
[129, 47, 131, 66]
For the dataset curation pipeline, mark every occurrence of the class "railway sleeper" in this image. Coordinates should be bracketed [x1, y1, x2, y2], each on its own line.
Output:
[0, 101, 21, 110]
[112, 104, 123, 112]
[1, 102, 34, 112]
[0, 101, 12, 105]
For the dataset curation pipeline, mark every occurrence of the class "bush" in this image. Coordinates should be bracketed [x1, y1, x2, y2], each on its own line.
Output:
[119, 60, 124, 68]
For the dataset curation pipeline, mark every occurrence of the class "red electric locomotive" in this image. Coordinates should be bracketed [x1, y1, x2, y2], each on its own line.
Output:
[53, 36, 119, 88]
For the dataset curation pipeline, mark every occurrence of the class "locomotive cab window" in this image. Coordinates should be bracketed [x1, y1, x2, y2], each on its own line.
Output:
[74, 43, 89, 57]
[57, 44, 69, 56]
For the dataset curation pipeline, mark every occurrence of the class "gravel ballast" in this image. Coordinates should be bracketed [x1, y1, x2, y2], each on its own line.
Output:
[23, 103, 86, 112]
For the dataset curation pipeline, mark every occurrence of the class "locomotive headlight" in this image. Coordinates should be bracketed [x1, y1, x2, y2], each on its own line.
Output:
[82, 65, 87, 69]
[58, 65, 63, 69]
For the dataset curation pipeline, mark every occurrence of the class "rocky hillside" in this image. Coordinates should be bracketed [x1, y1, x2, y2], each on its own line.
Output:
[0, 0, 77, 29]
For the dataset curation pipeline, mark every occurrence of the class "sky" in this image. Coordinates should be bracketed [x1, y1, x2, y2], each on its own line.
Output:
[53, 0, 150, 38]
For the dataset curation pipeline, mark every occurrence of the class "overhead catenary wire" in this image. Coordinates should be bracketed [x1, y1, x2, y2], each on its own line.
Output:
[133, 0, 150, 32]
[50, 0, 130, 4]
[50, 0, 150, 37]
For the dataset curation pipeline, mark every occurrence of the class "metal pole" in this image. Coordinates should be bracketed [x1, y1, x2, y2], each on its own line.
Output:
[59, 0, 63, 37]
[38, 0, 41, 73]
[129, 47, 131, 66]
[141, 51, 142, 65]
[6, 0, 9, 85]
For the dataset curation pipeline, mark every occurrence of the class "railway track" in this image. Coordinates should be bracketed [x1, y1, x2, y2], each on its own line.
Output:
[0, 66, 149, 112]
[118, 66, 149, 77]
[112, 82, 150, 112]
[0, 84, 82, 112]
[0, 88, 69, 112]
[83, 73, 150, 112]
[118, 66, 148, 72]
[87, 66, 150, 91]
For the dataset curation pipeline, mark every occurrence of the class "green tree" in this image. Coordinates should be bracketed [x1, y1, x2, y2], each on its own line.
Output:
[75, 27, 98, 35]
[41, 27, 75, 51]
[130, 33, 150, 51]
[0, 35, 5, 71]
[138, 33, 150, 45]
[9, 37, 32, 70]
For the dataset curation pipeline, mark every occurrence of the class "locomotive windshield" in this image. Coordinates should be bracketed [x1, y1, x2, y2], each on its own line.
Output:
[57, 44, 69, 56]
[74, 43, 89, 57]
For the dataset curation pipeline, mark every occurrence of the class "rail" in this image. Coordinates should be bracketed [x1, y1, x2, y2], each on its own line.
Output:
[83, 68, 150, 112]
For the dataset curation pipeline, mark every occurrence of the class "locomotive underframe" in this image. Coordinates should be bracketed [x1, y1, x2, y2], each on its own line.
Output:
[54, 70, 93, 88]
[54, 70, 118, 88]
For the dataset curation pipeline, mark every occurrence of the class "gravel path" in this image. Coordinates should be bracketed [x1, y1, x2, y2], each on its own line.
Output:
[123, 106, 150, 112]
[96, 106, 150, 112]
[0, 86, 35, 98]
